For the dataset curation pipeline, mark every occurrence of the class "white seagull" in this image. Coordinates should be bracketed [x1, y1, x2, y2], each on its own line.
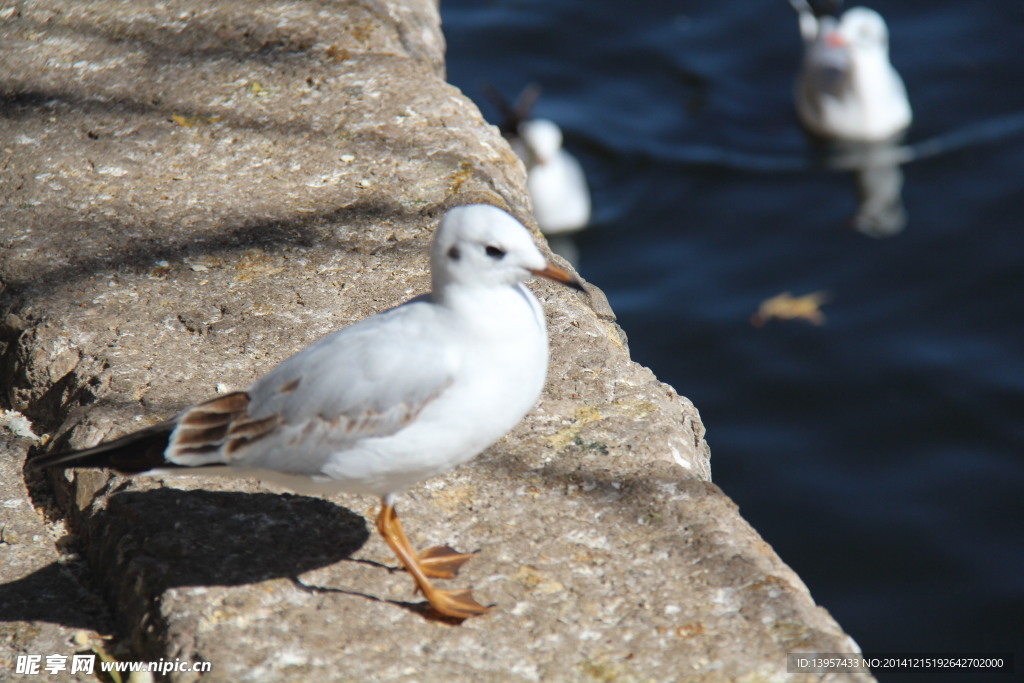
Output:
[486, 85, 591, 236]
[791, 0, 912, 141]
[29, 203, 584, 620]
[514, 118, 592, 235]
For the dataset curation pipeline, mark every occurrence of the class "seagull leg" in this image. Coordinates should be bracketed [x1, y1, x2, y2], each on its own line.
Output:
[376, 499, 491, 619]
[384, 508, 476, 579]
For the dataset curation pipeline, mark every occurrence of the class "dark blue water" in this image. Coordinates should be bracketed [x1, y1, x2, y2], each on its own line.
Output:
[443, 0, 1024, 678]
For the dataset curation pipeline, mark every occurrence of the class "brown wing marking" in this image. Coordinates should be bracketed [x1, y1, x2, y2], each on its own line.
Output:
[173, 423, 230, 447]
[278, 378, 301, 394]
[287, 378, 455, 446]
[172, 391, 253, 461]
[224, 415, 281, 458]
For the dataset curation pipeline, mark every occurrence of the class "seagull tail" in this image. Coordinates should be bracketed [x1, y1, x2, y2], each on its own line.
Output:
[27, 421, 176, 474]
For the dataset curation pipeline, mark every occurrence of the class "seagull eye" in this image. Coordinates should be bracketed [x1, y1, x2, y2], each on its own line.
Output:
[447, 246, 460, 261]
[485, 245, 506, 259]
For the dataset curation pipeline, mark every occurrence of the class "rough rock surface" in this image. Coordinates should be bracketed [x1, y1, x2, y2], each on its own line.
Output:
[1, 1, 869, 680]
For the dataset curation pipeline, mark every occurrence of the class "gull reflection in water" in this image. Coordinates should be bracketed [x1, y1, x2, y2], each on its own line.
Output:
[823, 137, 908, 238]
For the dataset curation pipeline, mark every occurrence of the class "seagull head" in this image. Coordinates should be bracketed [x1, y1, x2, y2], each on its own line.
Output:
[431, 204, 583, 293]
[518, 119, 563, 166]
[838, 7, 890, 54]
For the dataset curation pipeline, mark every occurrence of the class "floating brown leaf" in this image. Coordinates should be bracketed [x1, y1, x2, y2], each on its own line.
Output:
[751, 291, 829, 327]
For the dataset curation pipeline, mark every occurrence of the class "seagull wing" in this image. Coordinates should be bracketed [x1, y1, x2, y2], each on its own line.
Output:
[168, 300, 459, 470]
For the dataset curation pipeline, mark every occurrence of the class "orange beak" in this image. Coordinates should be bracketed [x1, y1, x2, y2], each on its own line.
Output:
[826, 31, 847, 48]
[530, 263, 585, 292]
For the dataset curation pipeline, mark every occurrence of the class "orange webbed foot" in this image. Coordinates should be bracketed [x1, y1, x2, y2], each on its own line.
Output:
[417, 545, 477, 579]
[422, 587, 492, 620]
[377, 500, 494, 620]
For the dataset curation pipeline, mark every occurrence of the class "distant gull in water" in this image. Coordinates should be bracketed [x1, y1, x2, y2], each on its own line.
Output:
[486, 85, 592, 237]
[29, 204, 584, 620]
[790, 0, 912, 141]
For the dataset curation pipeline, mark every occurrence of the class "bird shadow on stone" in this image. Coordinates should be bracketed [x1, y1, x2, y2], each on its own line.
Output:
[0, 488, 372, 629]
[0, 562, 112, 632]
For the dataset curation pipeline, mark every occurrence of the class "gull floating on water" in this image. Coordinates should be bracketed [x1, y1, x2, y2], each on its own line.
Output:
[791, 0, 912, 141]
[29, 203, 584, 620]
[486, 85, 591, 237]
